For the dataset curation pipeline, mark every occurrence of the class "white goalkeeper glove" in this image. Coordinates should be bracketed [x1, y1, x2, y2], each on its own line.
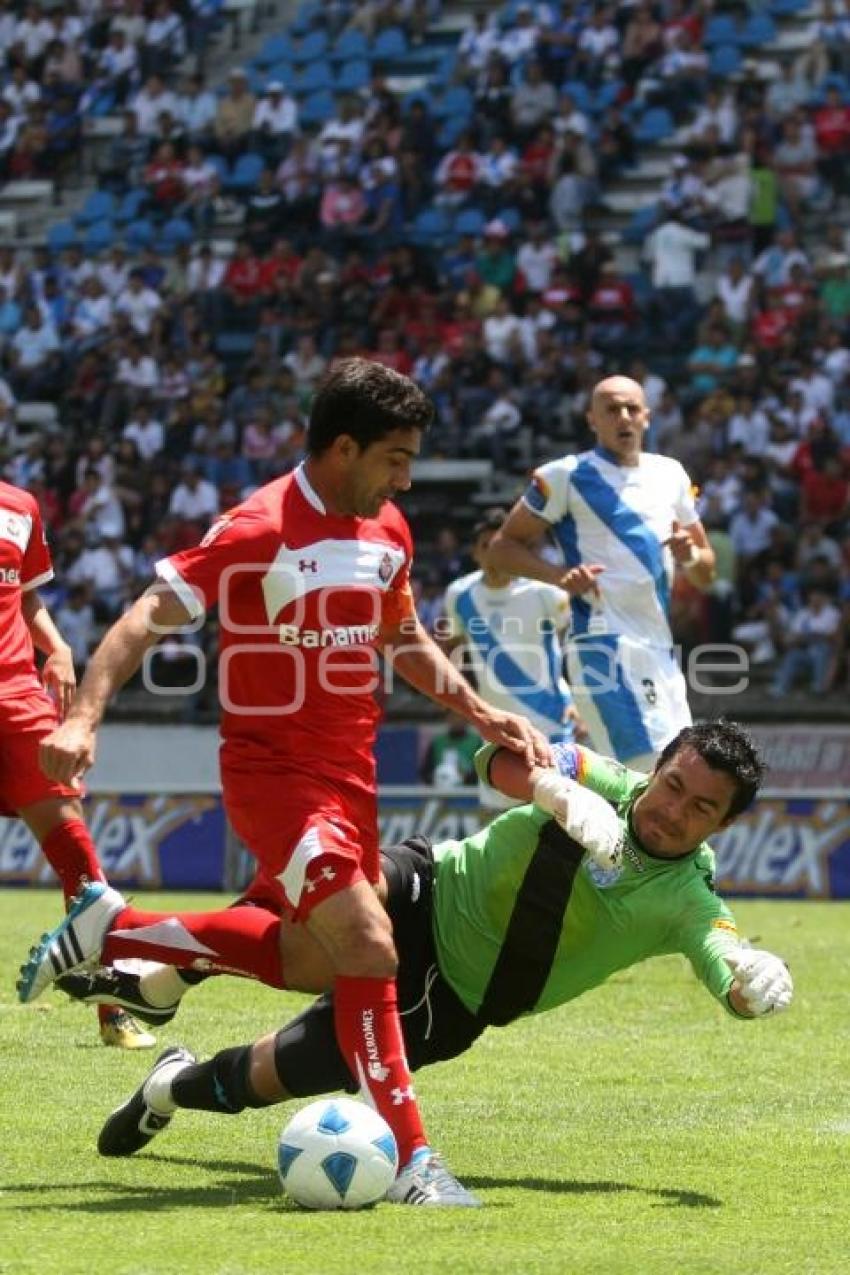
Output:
[727, 948, 793, 1016]
[532, 771, 624, 870]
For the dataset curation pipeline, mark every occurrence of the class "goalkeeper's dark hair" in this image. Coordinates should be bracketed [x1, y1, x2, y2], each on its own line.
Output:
[307, 357, 433, 457]
[656, 720, 765, 818]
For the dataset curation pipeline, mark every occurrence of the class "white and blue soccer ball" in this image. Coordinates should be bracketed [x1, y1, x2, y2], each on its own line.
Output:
[277, 1098, 398, 1210]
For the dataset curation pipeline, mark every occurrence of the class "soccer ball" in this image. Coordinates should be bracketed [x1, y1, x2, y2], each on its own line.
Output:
[277, 1098, 398, 1210]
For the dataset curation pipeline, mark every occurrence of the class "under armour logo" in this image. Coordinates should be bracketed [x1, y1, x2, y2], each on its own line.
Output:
[390, 1084, 416, 1106]
[368, 1062, 391, 1082]
[298, 559, 318, 573]
[303, 865, 337, 894]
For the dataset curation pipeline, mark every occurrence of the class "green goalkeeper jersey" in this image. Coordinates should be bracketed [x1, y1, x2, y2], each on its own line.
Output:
[430, 744, 741, 1021]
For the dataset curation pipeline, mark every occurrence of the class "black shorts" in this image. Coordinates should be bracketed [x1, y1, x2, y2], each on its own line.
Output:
[273, 836, 485, 1098]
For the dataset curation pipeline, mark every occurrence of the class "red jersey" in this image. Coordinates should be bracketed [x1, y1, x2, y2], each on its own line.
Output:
[156, 465, 414, 787]
[0, 481, 54, 701]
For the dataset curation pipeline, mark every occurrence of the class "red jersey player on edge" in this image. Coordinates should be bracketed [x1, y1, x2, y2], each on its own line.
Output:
[0, 478, 153, 1047]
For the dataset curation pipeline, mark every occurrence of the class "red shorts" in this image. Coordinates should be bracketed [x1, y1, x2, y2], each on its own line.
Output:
[222, 765, 379, 920]
[0, 687, 79, 816]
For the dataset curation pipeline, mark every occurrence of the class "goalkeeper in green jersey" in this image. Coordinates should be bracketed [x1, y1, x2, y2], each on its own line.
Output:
[36, 720, 793, 1159]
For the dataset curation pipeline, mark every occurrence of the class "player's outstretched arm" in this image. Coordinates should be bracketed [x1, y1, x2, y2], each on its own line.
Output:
[379, 615, 551, 769]
[39, 582, 194, 786]
[478, 746, 623, 871]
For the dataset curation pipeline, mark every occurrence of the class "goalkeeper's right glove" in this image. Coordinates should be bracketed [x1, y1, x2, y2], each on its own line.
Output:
[726, 948, 793, 1016]
[532, 771, 624, 870]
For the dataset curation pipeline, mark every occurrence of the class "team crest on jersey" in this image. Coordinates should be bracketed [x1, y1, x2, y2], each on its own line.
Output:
[0, 509, 31, 551]
[584, 859, 623, 889]
[200, 515, 232, 548]
[378, 552, 394, 583]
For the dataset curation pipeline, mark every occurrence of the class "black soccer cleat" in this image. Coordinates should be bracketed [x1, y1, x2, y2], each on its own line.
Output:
[98, 1046, 196, 1158]
[56, 967, 180, 1026]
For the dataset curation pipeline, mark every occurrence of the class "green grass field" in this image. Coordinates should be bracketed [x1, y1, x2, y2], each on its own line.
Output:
[1, 890, 848, 1275]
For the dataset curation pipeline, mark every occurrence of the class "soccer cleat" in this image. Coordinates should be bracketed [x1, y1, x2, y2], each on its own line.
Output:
[385, 1149, 481, 1207]
[57, 968, 179, 1026]
[99, 1009, 157, 1050]
[16, 882, 126, 1004]
[98, 1046, 196, 1157]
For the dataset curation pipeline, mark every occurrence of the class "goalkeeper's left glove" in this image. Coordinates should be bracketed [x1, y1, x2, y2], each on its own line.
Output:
[532, 771, 624, 870]
[727, 948, 793, 1016]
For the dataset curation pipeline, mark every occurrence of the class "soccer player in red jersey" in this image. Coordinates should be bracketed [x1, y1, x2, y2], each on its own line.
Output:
[0, 478, 153, 1048]
[37, 359, 550, 1205]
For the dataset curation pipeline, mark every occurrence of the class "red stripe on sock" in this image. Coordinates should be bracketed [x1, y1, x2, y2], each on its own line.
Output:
[101, 904, 285, 987]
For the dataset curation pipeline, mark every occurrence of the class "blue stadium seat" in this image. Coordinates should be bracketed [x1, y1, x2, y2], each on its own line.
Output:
[266, 61, 295, 89]
[740, 14, 776, 48]
[433, 84, 473, 120]
[495, 207, 522, 234]
[88, 90, 116, 118]
[770, 0, 807, 14]
[205, 154, 229, 186]
[253, 33, 294, 69]
[622, 204, 660, 244]
[372, 27, 407, 61]
[453, 207, 486, 238]
[634, 107, 674, 143]
[592, 80, 623, 114]
[225, 152, 265, 193]
[409, 206, 450, 247]
[299, 90, 336, 126]
[560, 80, 593, 113]
[294, 60, 333, 95]
[84, 219, 115, 254]
[331, 28, 369, 63]
[293, 30, 328, 64]
[703, 15, 742, 46]
[160, 217, 194, 250]
[115, 189, 148, 224]
[289, 0, 322, 36]
[216, 331, 256, 358]
[336, 59, 371, 93]
[436, 115, 469, 149]
[47, 220, 77, 252]
[75, 190, 115, 227]
[124, 217, 155, 250]
[709, 43, 743, 78]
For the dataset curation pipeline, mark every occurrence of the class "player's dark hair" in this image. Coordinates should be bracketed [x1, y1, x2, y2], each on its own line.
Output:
[307, 357, 433, 456]
[471, 507, 508, 540]
[656, 719, 765, 819]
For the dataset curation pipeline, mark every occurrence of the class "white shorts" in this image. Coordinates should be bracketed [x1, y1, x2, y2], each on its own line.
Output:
[566, 636, 692, 767]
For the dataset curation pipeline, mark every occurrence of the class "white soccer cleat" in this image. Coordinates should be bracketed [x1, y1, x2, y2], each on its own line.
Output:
[16, 882, 126, 1004]
[385, 1149, 481, 1207]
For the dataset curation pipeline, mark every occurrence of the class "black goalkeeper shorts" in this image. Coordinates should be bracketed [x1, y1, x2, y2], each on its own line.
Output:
[273, 836, 485, 1098]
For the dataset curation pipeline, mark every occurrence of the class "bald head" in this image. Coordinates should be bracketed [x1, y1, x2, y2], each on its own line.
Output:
[591, 375, 646, 414]
[587, 375, 650, 466]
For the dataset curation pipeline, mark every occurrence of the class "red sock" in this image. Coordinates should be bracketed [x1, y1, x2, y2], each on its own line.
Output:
[333, 975, 427, 1168]
[40, 820, 105, 905]
[101, 904, 285, 988]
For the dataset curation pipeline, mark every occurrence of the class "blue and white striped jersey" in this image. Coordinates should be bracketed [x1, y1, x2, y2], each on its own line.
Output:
[443, 571, 573, 740]
[523, 448, 698, 648]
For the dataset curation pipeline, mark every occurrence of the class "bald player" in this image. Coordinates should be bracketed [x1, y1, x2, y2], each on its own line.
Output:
[486, 376, 716, 770]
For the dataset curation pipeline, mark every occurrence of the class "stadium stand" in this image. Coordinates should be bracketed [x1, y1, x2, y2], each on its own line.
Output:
[0, 0, 848, 722]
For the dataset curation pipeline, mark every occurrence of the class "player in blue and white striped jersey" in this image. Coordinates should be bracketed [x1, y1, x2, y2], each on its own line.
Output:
[486, 376, 716, 770]
[442, 508, 580, 812]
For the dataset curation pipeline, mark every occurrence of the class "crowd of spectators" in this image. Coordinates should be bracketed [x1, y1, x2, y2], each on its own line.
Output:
[1, 0, 849, 706]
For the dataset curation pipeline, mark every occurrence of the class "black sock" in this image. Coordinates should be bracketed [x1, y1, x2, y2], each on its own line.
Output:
[171, 1045, 272, 1115]
[176, 969, 210, 988]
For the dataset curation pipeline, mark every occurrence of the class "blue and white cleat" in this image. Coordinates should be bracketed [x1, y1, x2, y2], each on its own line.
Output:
[16, 882, 126, 1004]
[385, 1148, 481, 1207]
